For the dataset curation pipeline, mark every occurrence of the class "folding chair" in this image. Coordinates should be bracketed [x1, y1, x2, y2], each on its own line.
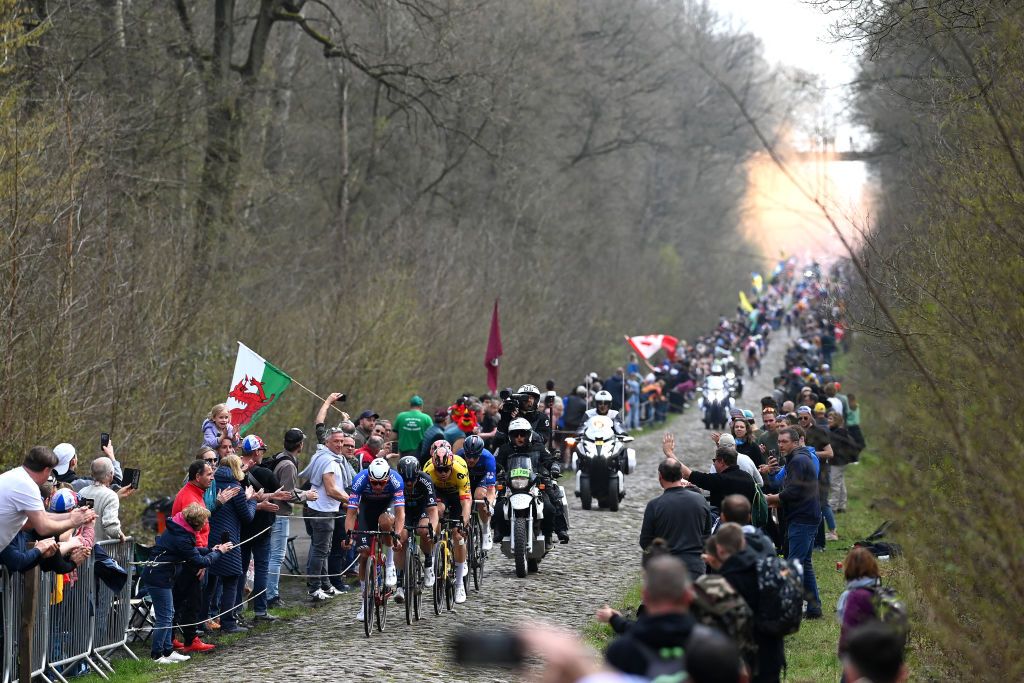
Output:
[128, 544, 155, 645]
[283, 536, 300, 574]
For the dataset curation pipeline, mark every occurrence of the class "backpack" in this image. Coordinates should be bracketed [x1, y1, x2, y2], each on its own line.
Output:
[692, 575, 756, 665]
[754, 555, 804, 637]
[751, 484, 770, 529]
[870, 585, 910, 645]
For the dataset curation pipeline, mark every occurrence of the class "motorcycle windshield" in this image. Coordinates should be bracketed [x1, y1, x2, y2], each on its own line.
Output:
[507, 455, 534, 480]
[705, 376, 726, 390]
[583, 416, 615, 443]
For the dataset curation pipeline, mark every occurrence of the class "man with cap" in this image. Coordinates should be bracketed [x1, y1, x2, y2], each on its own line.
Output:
[53, 442, 80, 485]
[265, 428, 318, 608]
[353, 410, 379, 449]
[395, 395, 433, 459]
[236, 435, 291, 622]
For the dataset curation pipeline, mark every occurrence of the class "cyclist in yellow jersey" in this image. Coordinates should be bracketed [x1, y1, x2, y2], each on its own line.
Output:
[422, 441, 472, 603]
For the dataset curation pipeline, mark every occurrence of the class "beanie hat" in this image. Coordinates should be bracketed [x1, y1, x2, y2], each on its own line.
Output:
[814, 402, 827, 413]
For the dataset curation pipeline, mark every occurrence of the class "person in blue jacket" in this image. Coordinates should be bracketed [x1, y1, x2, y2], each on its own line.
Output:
[204, 455, 256, 634]
[143, 503, 231, 664]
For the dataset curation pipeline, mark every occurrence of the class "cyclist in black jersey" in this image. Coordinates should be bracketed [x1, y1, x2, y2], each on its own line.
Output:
[395, 455, 439, 600]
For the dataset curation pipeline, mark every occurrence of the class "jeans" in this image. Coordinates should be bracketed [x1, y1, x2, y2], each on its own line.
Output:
[147, 585, 175, 658]
[304, 507, 336, 593]
[237, 533, 271, 615]
[205, 574, 240, 627]
[267, 516, 290, 602]
[786, 521, 821, 614]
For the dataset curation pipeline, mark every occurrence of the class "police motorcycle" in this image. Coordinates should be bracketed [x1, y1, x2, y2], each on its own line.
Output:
[699, 363, 734, 430]
[566, 414, 636, 512]
[497, 419, 567, 578]
[723, 357, 744, 398]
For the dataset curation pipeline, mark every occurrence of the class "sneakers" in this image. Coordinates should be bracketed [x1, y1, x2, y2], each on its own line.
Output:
[385, 565, 398, 587]
[182, 637, 215, 653]
[166, 651, 191, 662]
[220, 623, 248, 634]
[204, 619, 221, 631]
[253, 612, 279, 622]
[266, 596, 286, 609]
[356, 605, 365, 622]
[324, 584, 349, 596]
[171, 638, 186, 651]
[825, 531, 839, 542]
[454, 584, 467, 604]
[482, 530, 493, 551]
[394, 587, 405, 604]
[155, 656, 178, 665]
[423, 565, 435, 587]
[308, 589, 330, 602]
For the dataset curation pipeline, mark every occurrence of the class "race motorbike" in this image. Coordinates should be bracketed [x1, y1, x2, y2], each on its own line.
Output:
[699, 375, 733, 430]
[724, 363, 744, 398]
[566, 415, 636, 512]
[498, 454, 566, 578]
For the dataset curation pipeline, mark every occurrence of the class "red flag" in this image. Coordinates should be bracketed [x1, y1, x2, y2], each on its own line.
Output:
[626, 334, 679, 362]
[485, 299, 503, 392]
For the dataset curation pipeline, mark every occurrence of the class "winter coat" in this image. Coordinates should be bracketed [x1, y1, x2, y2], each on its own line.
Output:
[142, 513, 224, 589]
[207, 466, 255, 577]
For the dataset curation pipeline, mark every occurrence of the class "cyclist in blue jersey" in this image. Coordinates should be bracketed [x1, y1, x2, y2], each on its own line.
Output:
[342, 457, 405, 622]
[394, 455, 439, 602]
[458, 434, 497, 550]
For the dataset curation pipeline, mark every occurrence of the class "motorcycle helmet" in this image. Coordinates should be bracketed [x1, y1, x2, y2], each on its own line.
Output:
[397, 455, 420, 482]
[711, 363, 724, 375]
[462, 434, 485, 458]
[431, 445, 454, 470]
[517, 383, 540, 411]
[508, 417, 532, 442]
[367, 458, 391, 482]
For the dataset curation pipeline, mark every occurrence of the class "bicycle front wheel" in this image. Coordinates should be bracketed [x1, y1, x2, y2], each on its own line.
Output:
[376, 557, 387, 632]
[444, 540, 455, 612]
[363, 559, 375, 638]
[432, 537, 444, 616]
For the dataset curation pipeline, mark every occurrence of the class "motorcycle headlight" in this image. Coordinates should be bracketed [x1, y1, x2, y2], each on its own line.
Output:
[511, 477, 529, 489]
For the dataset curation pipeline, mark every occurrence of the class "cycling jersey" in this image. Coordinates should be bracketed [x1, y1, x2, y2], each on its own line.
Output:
[423, 455, 472, 501]
[457, 447, 497, 488]
[347, 469, 406, 510]
[403, 472, 438, 509]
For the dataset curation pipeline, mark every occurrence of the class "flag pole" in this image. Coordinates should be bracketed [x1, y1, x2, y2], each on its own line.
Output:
[289, 376, 351, 420]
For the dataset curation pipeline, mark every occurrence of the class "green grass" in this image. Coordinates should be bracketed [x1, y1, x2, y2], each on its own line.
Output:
[578, 448, 913, 682]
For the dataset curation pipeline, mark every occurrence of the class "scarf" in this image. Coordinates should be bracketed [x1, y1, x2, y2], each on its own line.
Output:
[836, 576, 879, 621]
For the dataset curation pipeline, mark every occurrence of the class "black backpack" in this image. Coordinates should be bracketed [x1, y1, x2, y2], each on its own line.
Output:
[870, 585, 910, 645]
[754, 554, 804, 637]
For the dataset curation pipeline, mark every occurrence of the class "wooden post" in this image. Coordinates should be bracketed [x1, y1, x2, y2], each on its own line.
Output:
[19, 566, 39, 682]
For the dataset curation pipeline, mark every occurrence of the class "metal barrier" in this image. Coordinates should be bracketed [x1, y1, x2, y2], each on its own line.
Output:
[91, 539, 137, 672]
[2, 566, 55, 683]
[46, 553, 106, 683]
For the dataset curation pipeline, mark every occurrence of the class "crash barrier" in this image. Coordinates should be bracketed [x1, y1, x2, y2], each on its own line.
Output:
[1, 567, 54, 683]
[0, 538, 137, 683]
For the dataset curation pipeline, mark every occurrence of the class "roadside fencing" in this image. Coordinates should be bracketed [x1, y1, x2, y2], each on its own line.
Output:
[0, 537, 138, 683]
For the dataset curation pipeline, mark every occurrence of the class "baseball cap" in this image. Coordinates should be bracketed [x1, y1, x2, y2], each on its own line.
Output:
[50, 488, 79, 513]
[729, 408, 744, 420]
[358, 410, 379, 421]
[742, 409, 755, 420]
[434, 408, 448, 421]
[284, 428, 305, 446]
[53, 443, 76, 475]
[241, 435, 267, 454]
[797, 406, 813, 416]
[410, 395, 423, 406]
[718, 433, 736, 448]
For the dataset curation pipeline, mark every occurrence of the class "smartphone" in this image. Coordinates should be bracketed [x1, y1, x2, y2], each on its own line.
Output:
[100, 432, 110, 449]
[451, 629, 524, 667]
[79, 498, 94, 509]
[221, 533, 230, 544]
[122, 467, 142, 490]
[389, 441, 398, 452]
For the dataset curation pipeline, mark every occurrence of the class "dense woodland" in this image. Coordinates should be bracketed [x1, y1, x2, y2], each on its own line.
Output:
[833, 0, 1024, 679]
[0, 1, 810, 486]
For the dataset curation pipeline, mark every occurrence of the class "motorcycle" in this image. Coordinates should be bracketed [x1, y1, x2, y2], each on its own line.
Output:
[498, 454, 565, 578]
[724, 365, 744, 398]
[699, 376, 733, 430]
[567, 415, 636, 512]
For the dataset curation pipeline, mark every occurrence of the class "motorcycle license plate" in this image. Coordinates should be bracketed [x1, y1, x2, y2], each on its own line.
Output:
[594, 440, 604, 446]
[510, 468, 530, 479]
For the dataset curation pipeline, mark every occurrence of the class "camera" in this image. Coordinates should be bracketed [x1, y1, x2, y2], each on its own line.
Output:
[544, 391, 556, 407]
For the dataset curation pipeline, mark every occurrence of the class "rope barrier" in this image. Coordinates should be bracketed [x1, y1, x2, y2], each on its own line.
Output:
[131, 524, 274, 567]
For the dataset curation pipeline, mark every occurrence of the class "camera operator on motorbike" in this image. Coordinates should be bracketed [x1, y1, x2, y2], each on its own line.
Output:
[458, 434, 497, 551]
[496, 384, 552, 448]
[579, 390, 627, 436]
[494, 418, 570, 544]
[422, 442, 473, 604]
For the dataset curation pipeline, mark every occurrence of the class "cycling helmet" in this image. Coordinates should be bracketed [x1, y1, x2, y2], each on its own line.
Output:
[428, 439, 452, 458]
[431, 444, 454, 469]
[517, 384, 541, 399]
[462, 434, 485, 458]
[241, 435, 266, 454]
[508, 417, 532, 439]
[367, 457, 391, 482]
[595, 390, 612, 403]
[397, 455, 420, 481]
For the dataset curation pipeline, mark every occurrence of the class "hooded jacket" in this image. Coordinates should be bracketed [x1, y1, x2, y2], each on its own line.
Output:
[604, 612, 704, 677]
[207, 465, 256, 577]
[142, 513, 224, 588]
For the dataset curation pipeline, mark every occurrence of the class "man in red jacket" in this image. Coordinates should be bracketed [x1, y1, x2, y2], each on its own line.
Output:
[169, 457, 235, 652]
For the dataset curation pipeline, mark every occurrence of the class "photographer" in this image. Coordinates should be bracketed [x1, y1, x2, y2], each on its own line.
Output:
[496, 384, 552, 448]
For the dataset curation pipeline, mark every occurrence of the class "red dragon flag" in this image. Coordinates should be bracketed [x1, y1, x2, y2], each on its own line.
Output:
[484, 299, 503, 393]
[226, 342, 292, 435]
[626, 334, 679, 362]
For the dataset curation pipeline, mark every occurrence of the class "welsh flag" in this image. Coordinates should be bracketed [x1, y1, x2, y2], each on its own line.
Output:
[226, 342, 292, 435]
[626, 334, 679, 362]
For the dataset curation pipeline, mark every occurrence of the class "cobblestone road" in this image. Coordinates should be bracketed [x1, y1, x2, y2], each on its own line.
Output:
[181, 342, 783, 682]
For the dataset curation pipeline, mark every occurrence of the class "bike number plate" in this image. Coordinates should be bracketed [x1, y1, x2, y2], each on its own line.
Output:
[510, 468, 530, 478]
[594, 440, 604, 446]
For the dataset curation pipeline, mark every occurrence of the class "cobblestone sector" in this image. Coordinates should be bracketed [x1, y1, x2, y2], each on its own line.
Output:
[179, 341, 784, 682]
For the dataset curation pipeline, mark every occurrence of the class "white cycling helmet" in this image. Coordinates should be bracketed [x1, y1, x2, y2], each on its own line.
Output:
[517, 384, 541, 399]
[367, 457, 391, 482]
[508, 417, 532, 436]
[595, 390, 613, 403]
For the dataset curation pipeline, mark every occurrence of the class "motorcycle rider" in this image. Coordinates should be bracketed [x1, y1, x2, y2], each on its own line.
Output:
[493, 418, 570, 544]
[579, 390, 627, 436]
